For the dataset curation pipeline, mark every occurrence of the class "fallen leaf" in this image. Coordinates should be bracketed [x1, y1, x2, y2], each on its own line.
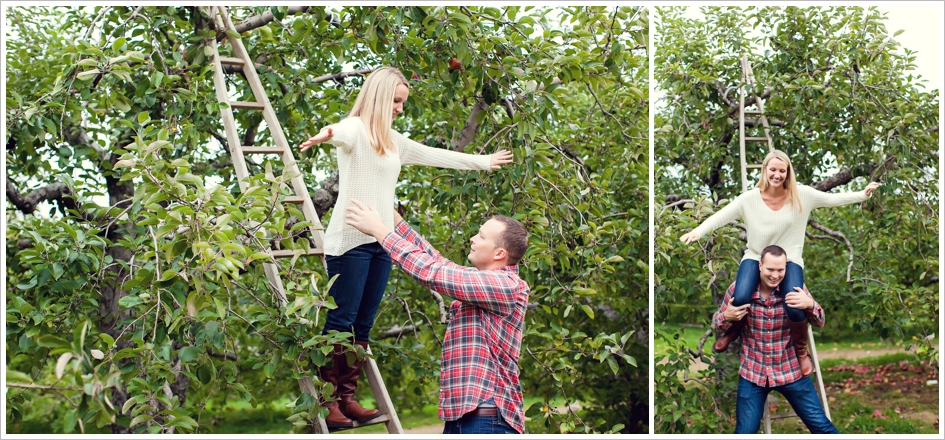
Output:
[873, 410, 888, 420]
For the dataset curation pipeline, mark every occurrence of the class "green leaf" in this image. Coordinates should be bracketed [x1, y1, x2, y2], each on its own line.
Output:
[63, 410, 77, 433]
[178, 346, 201, 362]
[606, 356, 618, 374]
[36, 335, 69, 348]
[130, 414, 152, 427]
[118, 295, 143, 308]
[76, 69, 100, 81]
[580, 304, 595, 319]
[6, 369, 34, 384]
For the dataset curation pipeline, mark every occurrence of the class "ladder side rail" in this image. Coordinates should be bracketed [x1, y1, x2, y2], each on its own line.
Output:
[217, 7, 327, 255]
[363, 351, 405, 434]
[744, 60, 774, 153]
[209, 31, 252, 191]
[738, 55, 749, 193]
[299, 377, 331, 434]
[208, 7, 291, 306]
[809, 328, 830, 420]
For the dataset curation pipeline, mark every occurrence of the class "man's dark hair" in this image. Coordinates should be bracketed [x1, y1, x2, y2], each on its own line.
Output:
[760, 244, 787, 262]
[492, 215, 529, 266]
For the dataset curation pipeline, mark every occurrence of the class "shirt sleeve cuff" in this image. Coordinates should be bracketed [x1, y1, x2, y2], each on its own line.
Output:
[395, 220, 410, 235]
[381, 231, 401, 252]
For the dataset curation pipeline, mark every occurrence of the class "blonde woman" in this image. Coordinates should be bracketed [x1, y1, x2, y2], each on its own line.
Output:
[299, 66, 512, 428]
[679, 150, 879, 376]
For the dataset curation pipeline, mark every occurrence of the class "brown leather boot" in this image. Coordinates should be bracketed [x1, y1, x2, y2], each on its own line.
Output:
[789, 319, 813, 377]
[337, 341, 381, 422]
[318, 344, 354, 429]
[713, 318, 748, 353]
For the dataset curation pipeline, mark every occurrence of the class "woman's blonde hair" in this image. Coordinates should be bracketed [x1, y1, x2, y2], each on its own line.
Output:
[348, 66, 409, 155]
[756, 149, 802, 212]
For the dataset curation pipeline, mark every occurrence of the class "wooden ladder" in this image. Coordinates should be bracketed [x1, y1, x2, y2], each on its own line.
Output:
[205, 6, 404, 434]
[735, 54, 831, 433]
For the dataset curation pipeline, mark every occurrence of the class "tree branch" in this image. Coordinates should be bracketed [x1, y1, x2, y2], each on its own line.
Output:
[311, 171, 340, 218]
[807, 220, 854, 282]
[452, 98, 489, 151]
[312, 69, 373, 84]
[232, 6, 313, 33]
[6, 178, 78, 215]
[378, 324, 418, 340]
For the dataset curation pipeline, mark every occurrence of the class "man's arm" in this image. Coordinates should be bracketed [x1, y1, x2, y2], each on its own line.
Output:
[382, 232, 520, 315]
[785, 286, 825, 327]
[391, 210, 440, 258]
[345, 199, 520, 314]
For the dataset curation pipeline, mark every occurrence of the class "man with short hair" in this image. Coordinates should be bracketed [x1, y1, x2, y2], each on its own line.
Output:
[345, 199, 530, 434]
[714, 244, 838, 434]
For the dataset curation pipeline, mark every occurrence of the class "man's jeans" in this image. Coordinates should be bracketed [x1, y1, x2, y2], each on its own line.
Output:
[733, 258, 807, 322]
[735, 376, 839, 434]
[443, 409, 518, 434]
[322, 242, 392, 342]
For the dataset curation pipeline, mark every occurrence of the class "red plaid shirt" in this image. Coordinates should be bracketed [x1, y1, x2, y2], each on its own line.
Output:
[713, 282, 825, 387]
[381, 221, 530, 433]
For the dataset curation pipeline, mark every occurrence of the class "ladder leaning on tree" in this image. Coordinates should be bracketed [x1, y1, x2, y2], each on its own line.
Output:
[731, 54, 831, 434]
[204, 6, 404, 434]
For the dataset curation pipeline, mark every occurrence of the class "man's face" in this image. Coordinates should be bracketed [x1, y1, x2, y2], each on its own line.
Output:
[759, 253, 787, 290]
[467, 219, 506, 270]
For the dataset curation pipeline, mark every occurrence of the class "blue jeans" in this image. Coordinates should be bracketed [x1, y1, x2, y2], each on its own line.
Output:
[735, 376, 839, 434]
[733, 259, 807, 322]
[321, 242, 392, 342]
[443, 411, 519, 434]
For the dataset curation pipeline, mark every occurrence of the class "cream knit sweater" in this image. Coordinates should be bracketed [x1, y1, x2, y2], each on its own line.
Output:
[323, 116, 492, 256]
[691, 185, 869, 268]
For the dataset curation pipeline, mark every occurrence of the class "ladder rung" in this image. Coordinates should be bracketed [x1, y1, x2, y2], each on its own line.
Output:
[283, 196, 305, 204]
[242, 146, 285, 155]
[744, 137, 770, 142]
[270, 248, 323, 258]
[230, 101, 265, 110]
[769, 412, 798, 420]
[218, 56, 245, 66]
[747, 164, 762, 169]
[744, 109, 763, 115]
[328, 414, 391, 432]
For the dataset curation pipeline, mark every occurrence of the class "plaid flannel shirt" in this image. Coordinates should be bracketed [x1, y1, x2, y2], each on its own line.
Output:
[713, 282, 825, 387]
[381, 221, 530, 433]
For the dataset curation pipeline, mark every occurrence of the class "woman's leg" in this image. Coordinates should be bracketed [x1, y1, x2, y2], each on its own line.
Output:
[321, 245, 373, 337]
[779, 262, 807, 322]
[319, 245, 374, 428]
[351, 243, 393, 342]
[780, 261, 813, 376]
[338, 243, 391, 422]
[733, 259, 761, 306]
